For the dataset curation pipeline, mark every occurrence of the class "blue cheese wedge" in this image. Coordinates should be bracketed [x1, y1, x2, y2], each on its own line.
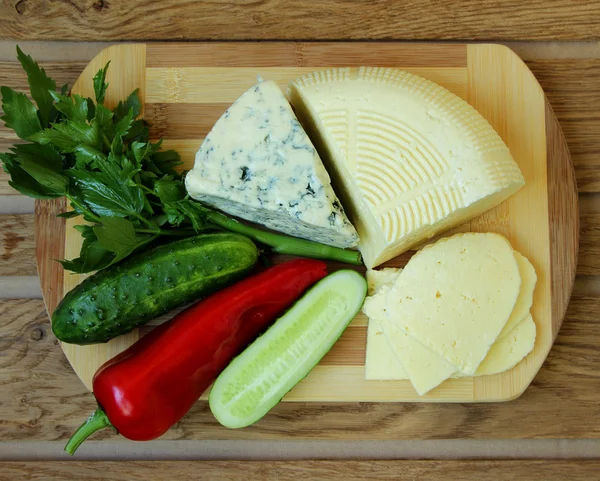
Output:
[185, 80, 358, 248]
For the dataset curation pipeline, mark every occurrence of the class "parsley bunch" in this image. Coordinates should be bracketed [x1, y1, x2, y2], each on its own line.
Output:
[1, 48, 362, 271]
[1, 48, 209, 273]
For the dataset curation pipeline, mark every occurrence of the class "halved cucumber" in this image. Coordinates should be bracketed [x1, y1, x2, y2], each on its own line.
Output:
[209, 269, 367, 428]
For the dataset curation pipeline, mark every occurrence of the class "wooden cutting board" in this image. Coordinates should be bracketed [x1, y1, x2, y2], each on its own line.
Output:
[35, 43, 578, 403]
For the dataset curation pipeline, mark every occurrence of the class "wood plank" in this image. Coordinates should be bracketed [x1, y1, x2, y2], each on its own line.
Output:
[526, 59, 600, 193]
[0, 215, 36, 276]
[0, 60, 88, 91]
[146, 43, 468, 68]
[1, 460, 600, 481]
[145, 66, 467, 104]
[577, 195, 600, 276]
[1, 293, 599, 441]
[0, 171, 19, 195]
[1, 1, 600, 41]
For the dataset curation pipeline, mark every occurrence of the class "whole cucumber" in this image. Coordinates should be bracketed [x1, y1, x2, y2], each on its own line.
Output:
[52, 233, 258, 345]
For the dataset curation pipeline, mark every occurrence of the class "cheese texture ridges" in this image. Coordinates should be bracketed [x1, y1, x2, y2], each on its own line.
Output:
[185, 80, 358, 248]
[289, 68, 525, 267]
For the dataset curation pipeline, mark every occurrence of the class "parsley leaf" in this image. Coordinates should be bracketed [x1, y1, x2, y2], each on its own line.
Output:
[7, 143, 68, 196]
[1, 152, 63, 199]
[68, 169, 145, 218]
[59, 225, 115, 273]
[16, 46, 57, 127]
[31, 120, 100, 153]
[50, 91, 89, 124]
[114, 89, 142, 120]
[0, 86, 42, 139]
[93, 62, 110, 105]
[93, 216, 139, 263]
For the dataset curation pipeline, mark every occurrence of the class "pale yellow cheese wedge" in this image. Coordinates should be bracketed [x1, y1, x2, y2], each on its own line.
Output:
[290, 68, 525, 268]
[498, 252, 537, 340]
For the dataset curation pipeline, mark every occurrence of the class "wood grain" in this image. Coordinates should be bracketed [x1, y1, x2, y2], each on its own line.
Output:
[579, 197, 600, 275]
[35, 198, 65, 319]
[0, 60, 88, 92]
[1, 1, 600, 41]
[146, 43, 468, 68]
[0, 215, 35, 276]
[1, 294, 599, 441]
[1, 460, 600, 481]
[33, 43, 577, 402]
[526, 59, 600, 193]
[0, 171, 19, 195]
[546, 101, 579, 340]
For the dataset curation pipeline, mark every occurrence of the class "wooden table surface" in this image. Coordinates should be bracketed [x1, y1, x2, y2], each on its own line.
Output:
[2, 1, 600, 479]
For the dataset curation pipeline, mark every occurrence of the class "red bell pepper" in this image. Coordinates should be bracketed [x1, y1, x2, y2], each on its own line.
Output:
[64, 258, 328, 454]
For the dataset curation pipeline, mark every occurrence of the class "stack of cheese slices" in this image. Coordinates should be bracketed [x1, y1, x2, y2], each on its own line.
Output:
[363, 232, 537, 395]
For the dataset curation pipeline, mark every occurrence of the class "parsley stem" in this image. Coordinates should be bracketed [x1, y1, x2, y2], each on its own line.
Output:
[66, 195, 101, 223]
[206, 211, 363, 265]
[135, 228, 196, 237]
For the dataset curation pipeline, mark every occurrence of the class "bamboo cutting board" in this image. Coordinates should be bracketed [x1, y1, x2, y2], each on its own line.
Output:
[35, 43, 578, 403]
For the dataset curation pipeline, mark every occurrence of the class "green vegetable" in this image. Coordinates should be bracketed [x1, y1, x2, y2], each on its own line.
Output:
[1, 47, 362, 271]
[209, 269, 367, 428]
[52, 233, 258, 345]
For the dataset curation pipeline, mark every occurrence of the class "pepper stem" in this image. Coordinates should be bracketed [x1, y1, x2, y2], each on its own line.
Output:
[64, 407, 115, 456]
[207, 211, 363, 265]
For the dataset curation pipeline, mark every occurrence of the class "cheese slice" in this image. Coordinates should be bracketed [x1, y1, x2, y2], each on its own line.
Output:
[471, 314, 536, 376]
[365, 317, 409, 381]
[364, 285, 456, 393]
[185, 80, 358, 248]
[289, 67, 525, 268]
[366, 268, 402, 296]
[365, 269, 408, 380]
[382, 318, 456, 395]
[498, 252, 537, 339]
[384, 233, 521, 375]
